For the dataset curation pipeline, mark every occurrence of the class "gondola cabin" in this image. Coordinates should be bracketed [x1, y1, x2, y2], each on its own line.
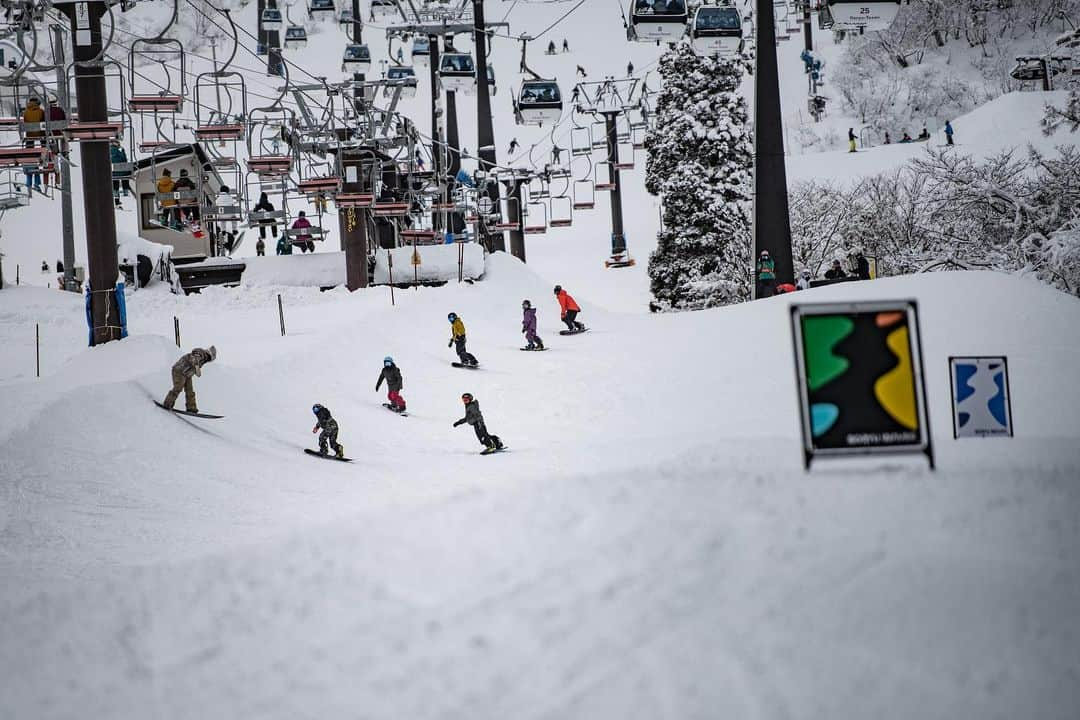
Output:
[261, 8, 283, 31]
[385, 66, 418, 98]
[342, 43, 372, 73]
[338, 8, 354, 24]
[284, 25, 308, 48]
[487, 64, 497, 95]
[629, 0, 688, 43]
[371, 0, 397, 20]
[690, 5, 743, 56]
[412, 37, 430, 65]
[516, 80, 562, 126]
[439, 52, 476, 93]
[308, 0, 334, 15]
[825, 0, 901, 32]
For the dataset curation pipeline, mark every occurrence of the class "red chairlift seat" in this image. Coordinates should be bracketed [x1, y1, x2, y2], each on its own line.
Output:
[129, 95, 184, 113]
[335, 192, 374, 207]
[139, 139, 183, 153]
[194, 124, 246, 141]
[373, 201, 410, 216]
[297, 176, 341, 194]
[573, 200, 595, 210]
[247, 155, 293, 175]
[0, 146, 49, 168]
[493, 219, 520, 231]
[594, 181, 615, 191]
[523, 224, 547, 235]
[400, 229, 438, 244]
[549, 218, 572, 228]
[64, 122, 123, 141]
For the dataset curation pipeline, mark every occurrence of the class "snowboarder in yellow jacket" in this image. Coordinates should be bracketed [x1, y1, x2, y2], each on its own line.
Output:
[447, 312, 478, 366]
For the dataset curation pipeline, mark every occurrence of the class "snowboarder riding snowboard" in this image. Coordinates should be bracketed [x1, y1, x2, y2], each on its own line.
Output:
[311, 403, 345, 458]
[162, 345, 216, 413]
[554, 285, 586, 333]
[521, 299, 544, 350]
[447, 312, 478, 366]
[376, 356, 406, 412]
[453, 392, 503, 452]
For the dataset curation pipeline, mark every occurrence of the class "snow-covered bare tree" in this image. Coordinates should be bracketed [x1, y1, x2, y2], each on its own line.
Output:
[1043, 90, 1080, 135]
[644, 43, 752, 312]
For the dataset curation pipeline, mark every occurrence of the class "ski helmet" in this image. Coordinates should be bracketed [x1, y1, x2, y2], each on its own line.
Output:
[553, 285, 562, 295]
[522, 299, 531, 309]
[384, 356, 394, 366]
[312, 404, 323, 415]
[447, 312, 457, 322]
[461, 392, 473, 403]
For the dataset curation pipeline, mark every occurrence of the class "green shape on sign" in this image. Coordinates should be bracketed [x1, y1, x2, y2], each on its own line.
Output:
[802, 315, 854, 392]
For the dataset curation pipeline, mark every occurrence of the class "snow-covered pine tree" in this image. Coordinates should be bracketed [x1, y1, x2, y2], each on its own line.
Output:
[644, 43, 753, 312]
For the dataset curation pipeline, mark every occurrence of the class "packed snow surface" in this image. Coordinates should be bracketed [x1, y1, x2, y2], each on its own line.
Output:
[1, 256, 1078, 719]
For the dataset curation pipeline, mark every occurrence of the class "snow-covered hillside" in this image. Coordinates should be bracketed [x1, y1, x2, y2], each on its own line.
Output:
[2, 256, 1080, 718]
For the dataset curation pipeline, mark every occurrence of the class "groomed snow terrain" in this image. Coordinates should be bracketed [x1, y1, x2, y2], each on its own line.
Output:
[1, 256, 1079, 719]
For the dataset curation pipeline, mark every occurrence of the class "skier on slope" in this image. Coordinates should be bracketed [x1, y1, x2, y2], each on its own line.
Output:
[447, 312, 479, 366]
[311, 403, 345, 458]
[554, 285, 586, 332]
[453, 392, 503, 452]
[521, 299, 545, 350]
[162, 346, 216, 413]
[375, 356, 406, 412]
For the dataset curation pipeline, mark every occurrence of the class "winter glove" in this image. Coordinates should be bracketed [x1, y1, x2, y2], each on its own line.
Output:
[312, 425, 319, 434]
[448, 339, 453, 348]
[453, 419, 464, 427]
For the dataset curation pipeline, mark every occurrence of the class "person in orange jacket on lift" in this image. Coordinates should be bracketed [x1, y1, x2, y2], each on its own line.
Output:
[554, 285, 586, 333]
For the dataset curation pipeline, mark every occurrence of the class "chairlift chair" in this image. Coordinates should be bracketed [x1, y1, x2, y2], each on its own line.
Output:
[370, 0, 397, 20]
[493, 196, 520, 231]
[628, 0, 688, 43]
[690, 5, 744, 56]
[516, 79, 562, 126]
[571, 126, 593, 156]
[594, 161, 615, 191]
[128, 38, 186, 113]
[412, 37, 430, 66]
[439, 53, 476, 93]
[487, 64, 497, 95]
[523, 201, 547, 234]
[549, 194, 572, 227]
[573, 179, 595, 210]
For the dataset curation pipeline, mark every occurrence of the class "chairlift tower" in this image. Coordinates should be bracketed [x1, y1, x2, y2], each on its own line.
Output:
[572, 78, 642, 268]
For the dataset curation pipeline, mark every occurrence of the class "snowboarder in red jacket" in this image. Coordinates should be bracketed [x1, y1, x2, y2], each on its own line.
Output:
[554, 285, 585, 332]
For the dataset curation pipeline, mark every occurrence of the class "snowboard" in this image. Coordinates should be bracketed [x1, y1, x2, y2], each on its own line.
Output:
[451, 362, 480, 369]
[382, 403, 409, 416]
[154, 400, 224, 419]
[520, 347, 548, 351]
[480, 446, 508, 455]
[559, 327, 589, 336]
[304, 448, 352, 462]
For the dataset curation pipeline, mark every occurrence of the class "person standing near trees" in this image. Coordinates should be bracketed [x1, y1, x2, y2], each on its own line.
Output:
[756, 250, 776, 297]
[848, 128, 857, 153]
[945, 120, 955, 146]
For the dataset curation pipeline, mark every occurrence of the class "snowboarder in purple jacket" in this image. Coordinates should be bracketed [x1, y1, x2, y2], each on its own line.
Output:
[521, 300, 544, 350]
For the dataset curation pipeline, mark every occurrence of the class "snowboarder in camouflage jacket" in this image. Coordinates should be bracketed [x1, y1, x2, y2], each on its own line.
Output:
[376, 356, 406, 411]
[453, 393, 502, 450]
[312, 403, 344, 458]
[163, 346, 216, 412]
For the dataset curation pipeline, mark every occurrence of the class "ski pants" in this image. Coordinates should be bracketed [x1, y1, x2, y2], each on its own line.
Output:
[387, 389, 406, 410]
[473, 420, 500, 449]
[163, 368, 197, 412]
[562, 309, 584, 332]
[258, 223, 279, 240]
[757, 278, 775, 298]
[946, 135, 954, 146]
[525, 327, 542, 347]
[848, 139, 857, 153]
[455, 336, 477, 365]
[319, 419, 341, 454]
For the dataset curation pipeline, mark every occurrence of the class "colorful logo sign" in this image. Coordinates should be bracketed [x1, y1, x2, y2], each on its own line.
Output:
[949, 357, 1013, 438]
[791, 301, 933, 469]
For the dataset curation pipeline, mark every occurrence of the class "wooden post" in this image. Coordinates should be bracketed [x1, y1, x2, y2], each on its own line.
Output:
[458, 241, 464, 283]
[35, 323, 40, 378]
[174, 316, 181, 347]
[16, 264, 19, 285]
[278, 294, 286, 336]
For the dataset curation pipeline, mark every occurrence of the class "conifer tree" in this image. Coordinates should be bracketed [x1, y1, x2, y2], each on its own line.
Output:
[644, 43, 753, 311]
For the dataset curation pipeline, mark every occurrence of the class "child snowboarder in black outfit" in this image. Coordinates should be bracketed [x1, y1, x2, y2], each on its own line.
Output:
[375, 356, 406, 412]
[311, 403, 345, 458]
[453, 392, 503, 452]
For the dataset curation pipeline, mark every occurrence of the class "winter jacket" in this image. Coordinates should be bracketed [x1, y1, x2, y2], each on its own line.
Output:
[172, 348, 214, 379]
[555, 289, 580, 317]
[855, 255, 871, 280]
[22, 103, 45, 137]
[314, 405, 334, 428]
[173, 176, 195, 191]
[453, 399, 483, 427]
[376, 364, 403, 392]
[291, 216, 312, 236]
[796, 276, 811, 291]
[522, 307, 537, 334]
[824, 266, 846, 280]
[276, 236, 293, 255]
[450, 317, 466, 339]
[944, 121, 954, 137]
[756, 257, 776, 281]
[47, 105, 65, 136]
[157, 176, 177, 206]
[109, 145, 128, 164]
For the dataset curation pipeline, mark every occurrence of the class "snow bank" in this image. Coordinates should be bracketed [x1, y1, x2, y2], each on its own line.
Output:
[239, 251, 346, 288]
[372, 242, 486, 284]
